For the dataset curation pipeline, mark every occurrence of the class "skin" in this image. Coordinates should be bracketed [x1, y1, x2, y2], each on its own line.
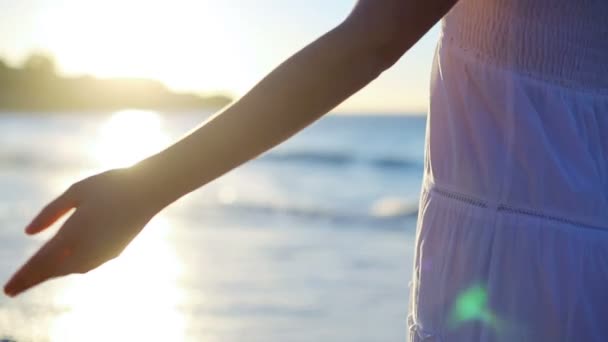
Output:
[4, 0, 458, 297]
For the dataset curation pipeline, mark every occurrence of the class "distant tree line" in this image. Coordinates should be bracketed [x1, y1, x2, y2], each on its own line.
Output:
[0, 53, 233, 112]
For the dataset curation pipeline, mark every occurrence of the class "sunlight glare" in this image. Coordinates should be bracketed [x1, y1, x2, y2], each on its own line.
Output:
[50, 216, 186, 342]
[50, 110, 188, 341]
[93, 110, 169, 169]
[42, 0, 254, 94]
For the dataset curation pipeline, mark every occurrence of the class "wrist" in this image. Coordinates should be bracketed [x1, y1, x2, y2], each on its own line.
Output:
[123, 159, 181, 212]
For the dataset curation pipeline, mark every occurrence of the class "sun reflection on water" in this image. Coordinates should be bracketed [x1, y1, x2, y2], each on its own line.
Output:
[93, 110, 170, 169]
[50, 216, 186, 341]
[50, 110, 186, 341]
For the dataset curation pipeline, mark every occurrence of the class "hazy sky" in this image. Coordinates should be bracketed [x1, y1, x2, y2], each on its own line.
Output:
[0, 0, 440, 113]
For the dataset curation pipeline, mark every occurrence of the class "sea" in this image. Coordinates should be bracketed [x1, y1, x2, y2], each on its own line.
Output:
[0, 110, 427, 342]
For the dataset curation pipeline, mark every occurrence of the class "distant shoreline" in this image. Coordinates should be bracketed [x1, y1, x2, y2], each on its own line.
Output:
[0, 54, 233, 113]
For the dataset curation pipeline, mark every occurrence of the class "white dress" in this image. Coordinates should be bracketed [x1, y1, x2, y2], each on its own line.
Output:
[408, 0, 608, 341]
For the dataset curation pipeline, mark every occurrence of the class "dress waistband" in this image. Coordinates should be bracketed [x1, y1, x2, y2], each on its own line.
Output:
[443, 0, 608, 93]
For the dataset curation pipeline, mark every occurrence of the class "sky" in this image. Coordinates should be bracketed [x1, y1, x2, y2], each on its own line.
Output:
[0, 0, 441, 113]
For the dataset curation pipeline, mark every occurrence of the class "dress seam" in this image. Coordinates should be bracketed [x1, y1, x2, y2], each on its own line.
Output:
[426, 181, 608, 232]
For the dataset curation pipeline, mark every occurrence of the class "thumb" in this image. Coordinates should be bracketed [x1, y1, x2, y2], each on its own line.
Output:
[25, 185, 80, 235]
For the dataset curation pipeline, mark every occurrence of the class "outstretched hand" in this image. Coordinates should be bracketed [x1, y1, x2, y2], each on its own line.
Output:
[4, 169, 164, 297]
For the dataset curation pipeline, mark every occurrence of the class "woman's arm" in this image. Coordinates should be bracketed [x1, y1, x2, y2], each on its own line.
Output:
[4, 0, 457, 297]
[134, 0, 457, 206]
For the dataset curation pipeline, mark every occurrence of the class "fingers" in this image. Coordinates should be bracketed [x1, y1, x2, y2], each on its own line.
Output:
[3, 236, 73, 297]
[25, 186, 79, 235]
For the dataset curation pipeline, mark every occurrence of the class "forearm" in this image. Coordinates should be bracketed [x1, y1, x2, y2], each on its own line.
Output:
[132, 24, 391, 205]
[131, 0, 455, 208]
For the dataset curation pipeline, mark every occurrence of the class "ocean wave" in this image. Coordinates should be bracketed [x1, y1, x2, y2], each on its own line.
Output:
[185, 197, 419, 230]
[0, 148, 422, 172]
[259, 150, 422, 170]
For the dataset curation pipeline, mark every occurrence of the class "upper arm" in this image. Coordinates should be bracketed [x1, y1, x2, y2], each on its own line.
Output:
[342, 0, 459, 65]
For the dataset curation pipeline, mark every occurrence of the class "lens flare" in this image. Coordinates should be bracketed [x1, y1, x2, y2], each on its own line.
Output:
[448, 285, 502, 331]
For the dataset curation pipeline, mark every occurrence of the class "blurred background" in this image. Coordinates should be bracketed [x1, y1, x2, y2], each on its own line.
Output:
[0, 0, 438, 341]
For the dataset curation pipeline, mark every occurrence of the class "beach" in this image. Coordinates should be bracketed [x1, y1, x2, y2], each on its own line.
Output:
[0, 111, 425, 341]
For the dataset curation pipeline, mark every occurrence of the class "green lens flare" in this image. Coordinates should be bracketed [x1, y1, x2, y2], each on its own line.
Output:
[448, 285, 500, 331]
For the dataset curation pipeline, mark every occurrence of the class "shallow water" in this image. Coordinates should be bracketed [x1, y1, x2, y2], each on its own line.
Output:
[0, 111, 426, 342]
